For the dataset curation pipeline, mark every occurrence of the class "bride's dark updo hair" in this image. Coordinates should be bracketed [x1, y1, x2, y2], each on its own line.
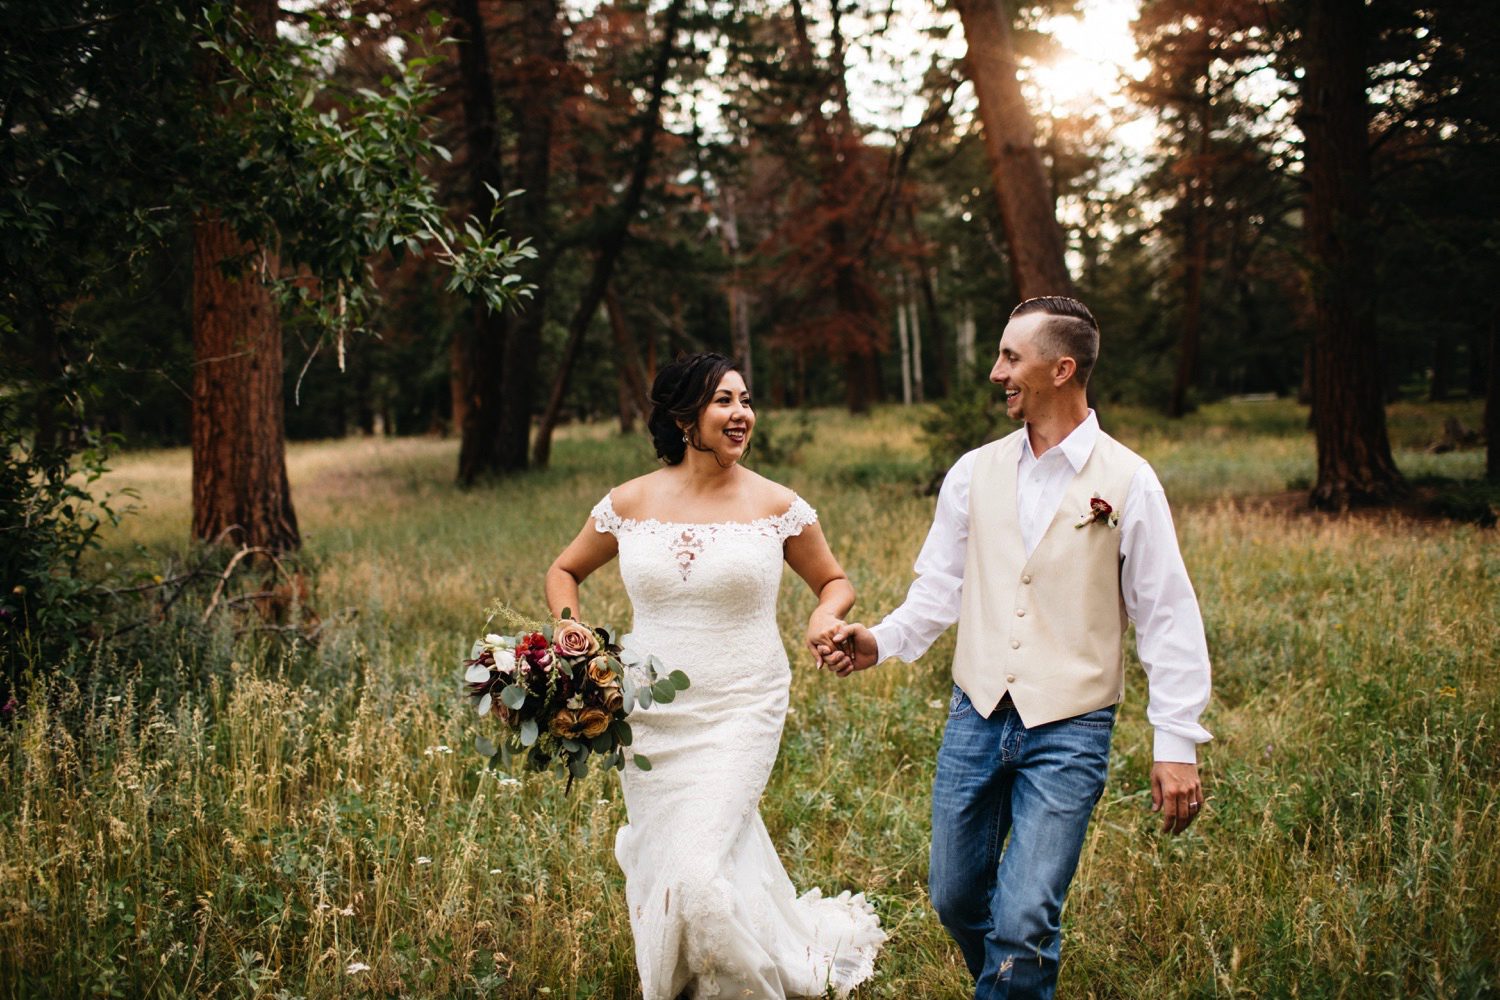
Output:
[648, 352, 741, 465]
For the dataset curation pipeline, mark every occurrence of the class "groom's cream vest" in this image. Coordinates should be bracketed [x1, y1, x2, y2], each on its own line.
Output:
[953, 426, 1146, 725]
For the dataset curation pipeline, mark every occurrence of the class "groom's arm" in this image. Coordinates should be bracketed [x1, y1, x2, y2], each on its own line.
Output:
[823, 450, 977, 673]
[1120, 464, 1213, 833]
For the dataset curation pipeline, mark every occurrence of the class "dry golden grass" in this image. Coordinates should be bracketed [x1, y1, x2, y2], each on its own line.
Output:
[3, 400, 1496, 998]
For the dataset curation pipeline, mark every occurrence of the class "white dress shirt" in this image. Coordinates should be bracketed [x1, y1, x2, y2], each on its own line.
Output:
[869, 411, 1213, 762]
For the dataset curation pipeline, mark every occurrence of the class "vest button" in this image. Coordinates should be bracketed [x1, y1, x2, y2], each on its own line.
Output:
[1010, 639, 1020, 649]
[1022, 575, 1032, 584]
[1015, 608, 1025, 617]
[1006, 674, 1016, 684]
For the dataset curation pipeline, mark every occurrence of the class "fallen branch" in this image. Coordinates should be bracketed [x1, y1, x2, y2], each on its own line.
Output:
[200, 546, 285, 625]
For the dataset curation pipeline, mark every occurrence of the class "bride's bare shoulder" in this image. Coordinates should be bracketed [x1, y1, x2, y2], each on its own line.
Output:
[740, 470, 798, 517]
[607, 471, 671, 520]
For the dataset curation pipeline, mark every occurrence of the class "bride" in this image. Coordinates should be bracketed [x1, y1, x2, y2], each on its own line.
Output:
[545, 352, 885, 998]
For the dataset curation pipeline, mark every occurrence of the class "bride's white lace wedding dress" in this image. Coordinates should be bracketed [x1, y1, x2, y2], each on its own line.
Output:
[591, 493, 885, 999]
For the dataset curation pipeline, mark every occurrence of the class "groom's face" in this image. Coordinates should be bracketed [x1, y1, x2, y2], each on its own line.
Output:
[990, 313, 1056, 421]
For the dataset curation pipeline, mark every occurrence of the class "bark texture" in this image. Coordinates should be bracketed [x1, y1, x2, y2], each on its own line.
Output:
[191, 215, 299, 551]
[1296, 0, 1404, 508]
[451, 0, 516, 483]
[951, 0, 1073, 299]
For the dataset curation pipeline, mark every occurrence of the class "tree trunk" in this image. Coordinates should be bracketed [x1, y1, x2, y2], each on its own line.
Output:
[1297, 0, 1404, 508]
[190, 0, 297, 553]
[1428, 328, 1452, 401]
[531, 0, 686, 468]
[1170, 196, 1208, 418]
[494, 0, 565, 473]
[452, 0, 510, 483]
[897, 273, 913, 405]
[721, 186, 753, 388]
[1170, 42, 1212, 419]
[951, 0, 1073, 299]
[907, 200, 950, 397]
[908, 282, 925, 403]
[1486, 305, 1498, 481]
[606, 286, 652, 429]
[191, 214, 299, 552]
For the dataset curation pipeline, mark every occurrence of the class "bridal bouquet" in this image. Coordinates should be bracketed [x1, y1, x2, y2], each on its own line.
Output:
[464, 604, 689, 788]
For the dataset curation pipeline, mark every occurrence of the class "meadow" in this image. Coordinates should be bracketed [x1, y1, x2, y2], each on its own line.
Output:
[2, 398, 1496, 999]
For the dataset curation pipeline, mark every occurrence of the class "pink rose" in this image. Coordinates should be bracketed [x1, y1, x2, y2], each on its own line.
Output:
[554, 620, 601, 659]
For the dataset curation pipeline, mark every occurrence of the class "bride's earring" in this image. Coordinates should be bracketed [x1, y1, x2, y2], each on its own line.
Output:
[682, 432, 689, 443]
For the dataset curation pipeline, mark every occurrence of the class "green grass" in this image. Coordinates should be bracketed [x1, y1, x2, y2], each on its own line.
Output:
[2, 400, 1496, 998]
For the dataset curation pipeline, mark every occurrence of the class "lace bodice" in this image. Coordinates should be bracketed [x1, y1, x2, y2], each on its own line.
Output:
[590, 493, 817, 643]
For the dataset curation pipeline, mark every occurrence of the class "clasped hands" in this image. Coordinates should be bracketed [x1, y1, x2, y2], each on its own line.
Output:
[805, 617, 877, 677]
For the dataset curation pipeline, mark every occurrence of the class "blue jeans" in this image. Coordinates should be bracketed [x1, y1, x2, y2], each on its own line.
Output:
[929, 686, 1115, 1000]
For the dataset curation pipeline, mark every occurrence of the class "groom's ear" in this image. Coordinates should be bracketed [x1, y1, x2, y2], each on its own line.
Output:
[1053, 355, 1078, 386]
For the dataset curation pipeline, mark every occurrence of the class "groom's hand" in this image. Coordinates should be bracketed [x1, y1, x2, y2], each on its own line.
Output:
[1151, 761, 1203, 835]
[823, 623, 878, 677]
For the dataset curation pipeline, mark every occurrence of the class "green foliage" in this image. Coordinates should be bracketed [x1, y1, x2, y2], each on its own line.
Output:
[0, 0, 537, 668]
[750, 409, 816, 466]
[919, 366, 1005, 489]
[0, 414, 132, 701]
[194, 2, 535, 353]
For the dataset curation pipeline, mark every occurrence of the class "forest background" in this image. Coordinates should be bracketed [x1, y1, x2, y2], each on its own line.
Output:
[2, 0, 1498, 996]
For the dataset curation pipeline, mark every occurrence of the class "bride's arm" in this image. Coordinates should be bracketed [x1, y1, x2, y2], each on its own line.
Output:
[545, 519, 619, 619]
[784, 523, 855, 663]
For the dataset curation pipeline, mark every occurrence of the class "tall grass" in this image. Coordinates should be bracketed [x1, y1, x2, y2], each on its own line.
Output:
[2, 400, 1495, 998]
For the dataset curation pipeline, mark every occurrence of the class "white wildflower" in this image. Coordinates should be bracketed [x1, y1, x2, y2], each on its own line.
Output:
[346, 961, 371, 974]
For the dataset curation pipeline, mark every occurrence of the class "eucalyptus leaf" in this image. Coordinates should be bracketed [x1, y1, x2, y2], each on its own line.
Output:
[633, 753, 653, 771]
[475, 734, 497, 758]
[560, 607, 572, 620]
[652, 680, 676, 704]
[613, 719, 633, 745]
[668, 670, 691, 690]
[520, 718, 539, 747]
[476, 693, 492, 717]
[500, 684, 526, 710]
[590, 733, 613, 754]
[568, 756, 589, 779]
[637, 684, 653, 710]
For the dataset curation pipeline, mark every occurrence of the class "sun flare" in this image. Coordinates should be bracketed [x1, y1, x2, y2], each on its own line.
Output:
[1026, 2, 1148, 115]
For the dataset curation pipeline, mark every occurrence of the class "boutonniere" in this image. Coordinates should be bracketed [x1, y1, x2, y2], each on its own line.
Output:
[1075, 493, 1120, 529]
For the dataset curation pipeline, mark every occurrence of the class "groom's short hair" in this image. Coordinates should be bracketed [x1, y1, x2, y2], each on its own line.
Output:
[1011, 296, 1100, 388]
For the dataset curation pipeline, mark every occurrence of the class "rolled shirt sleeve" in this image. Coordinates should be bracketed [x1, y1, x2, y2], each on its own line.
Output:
[1121, 464, 1214, 762]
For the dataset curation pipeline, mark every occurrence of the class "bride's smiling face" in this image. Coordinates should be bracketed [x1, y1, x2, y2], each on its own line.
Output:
[686, 371, 754, 462]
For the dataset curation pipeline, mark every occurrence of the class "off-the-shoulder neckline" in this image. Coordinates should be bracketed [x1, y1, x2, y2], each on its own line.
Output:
[593, 492, 813, 530]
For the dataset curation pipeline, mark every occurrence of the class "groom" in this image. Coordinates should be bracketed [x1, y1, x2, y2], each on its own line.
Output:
[817, 296, 1212, 999]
